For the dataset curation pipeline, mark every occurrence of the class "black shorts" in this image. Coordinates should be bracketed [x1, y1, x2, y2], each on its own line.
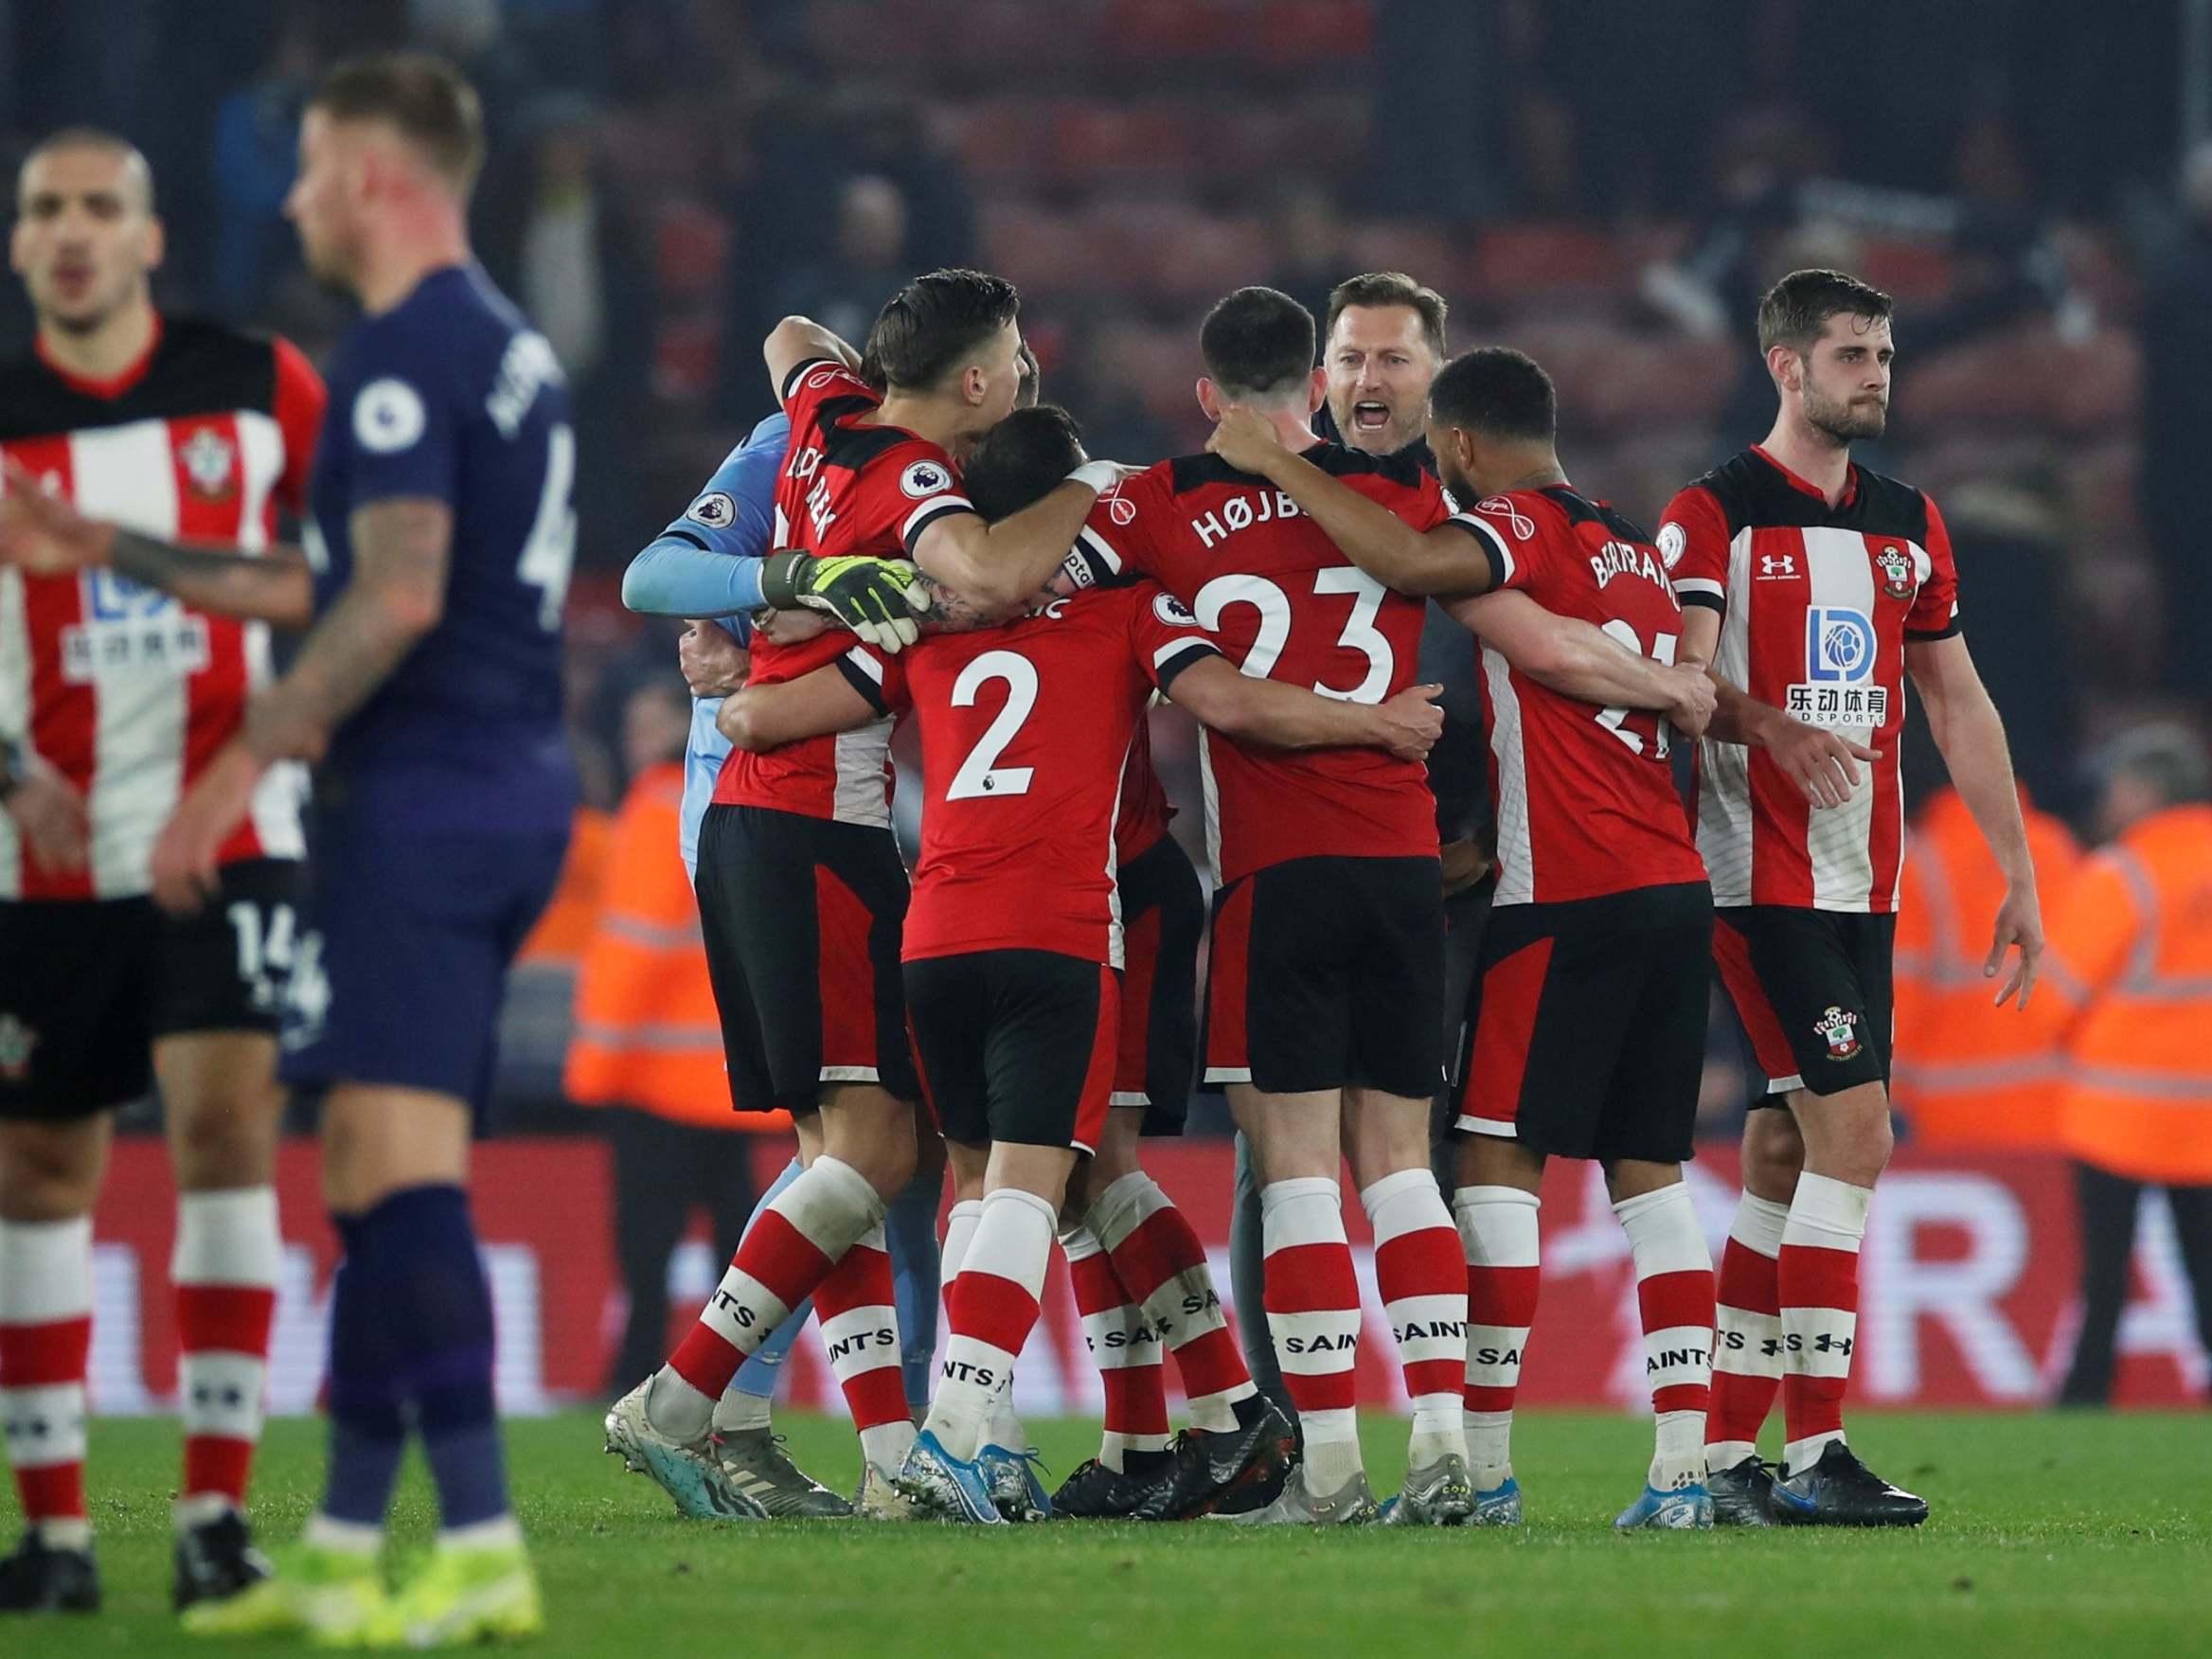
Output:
[695, 804, 917, 1115]
[1455, 882, 1712, 1164]
[1204, 854, 1444, 1101]
[0, 859, 306, 1120]
[1714, 905, 1896, 1102]
[905, 949, 1118, 1152]
[1113, 834, 1204, 1135]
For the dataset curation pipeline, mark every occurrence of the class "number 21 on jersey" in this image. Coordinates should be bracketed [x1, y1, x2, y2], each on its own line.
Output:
[1595, 620, 1678, 757]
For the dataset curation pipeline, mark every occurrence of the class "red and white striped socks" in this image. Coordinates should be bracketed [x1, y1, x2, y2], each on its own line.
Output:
[1612, 1183, 1715, 1492]
[1706, 1191, 1788, 1472]
[1087, 1172, 1255, 1434]
[173, 1187, 281, 1525]
[931, 1187, 1057, 1463]
[1062, 1224, 1169, 1470]
[1778, 1172, 1870, 1473]
[811, 1222, 914, 1474]
[1361, 1170, 1468, 1470]
[0, 1216, 94, 1549]
[655, 1155, 883, 1446]
[1258, 1177, 1363, 1492]
[1454, 1185, 1540, 1490]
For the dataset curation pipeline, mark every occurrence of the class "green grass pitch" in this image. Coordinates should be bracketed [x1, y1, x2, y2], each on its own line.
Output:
[5, 1410, 2207, 1656]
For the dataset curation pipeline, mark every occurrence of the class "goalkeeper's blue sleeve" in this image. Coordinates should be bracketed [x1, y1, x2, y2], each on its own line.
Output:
[620, 411, 789, 619]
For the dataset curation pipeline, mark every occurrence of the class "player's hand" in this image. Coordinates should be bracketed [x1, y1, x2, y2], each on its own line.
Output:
[759, 551, 925, 651]
[1206, 406, 1288, 475]
[1661, 664, 1717, 741]
[149, 743, 265, 915]
[754, 606, 832, 646]
[1440, 836, 1491, 898]
[1764, 718, 1882, 810]
[0, 458, 113, 575]
[1987, 880, 2043, 1010]
[1373, 683, 1445, 761]
[679, 619, 748, 697]
[1, 748, 89, 877]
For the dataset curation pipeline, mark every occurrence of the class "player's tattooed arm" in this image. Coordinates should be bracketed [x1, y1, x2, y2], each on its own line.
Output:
[238, 497, 453, 764]
[909, 574, 1025, 634]
[1204, 407, 1490, 597]
[0, 458, 313, 625]
[910, 465, 1125, 617]
[1681, 604, 1880, 810]
[109, 530, 316, 628]
[1168, 654, 1444, 761]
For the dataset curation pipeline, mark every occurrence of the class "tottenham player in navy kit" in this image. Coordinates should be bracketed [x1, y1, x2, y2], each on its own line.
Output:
[0, 55, 564, 1645]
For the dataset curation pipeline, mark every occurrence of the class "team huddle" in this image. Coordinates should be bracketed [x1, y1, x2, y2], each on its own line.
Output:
[0, 45, 2046, 1649]
[609, 253, 2043, 1537]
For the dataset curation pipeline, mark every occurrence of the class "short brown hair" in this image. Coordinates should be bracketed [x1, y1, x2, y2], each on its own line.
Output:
[1757, 268, 1894, 355]
[1325, 272, 1448, 358]
[311, 53, 485, 194]
[20, 126, 153, 210]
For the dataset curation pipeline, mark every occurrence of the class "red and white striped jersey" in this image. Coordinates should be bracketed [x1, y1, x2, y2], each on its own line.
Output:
[720, 356, 975, 827]
[1454, 486, 1706, 905]
[0, 316, 324, 900]
[1660, 445, 1961, 913]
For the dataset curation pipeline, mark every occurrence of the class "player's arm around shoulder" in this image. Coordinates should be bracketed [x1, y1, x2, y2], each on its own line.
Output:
[1443, 588, 1716, 738]
[1166, 652, 1442, 760]
[1204, 407, 1486, 596]
[718, 636, 900, 752]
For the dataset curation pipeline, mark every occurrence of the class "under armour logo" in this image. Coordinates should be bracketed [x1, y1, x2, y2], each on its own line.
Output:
[1759, 554, 1798, 579]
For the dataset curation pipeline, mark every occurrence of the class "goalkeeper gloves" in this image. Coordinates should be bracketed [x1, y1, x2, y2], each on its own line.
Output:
[759, 551, 927, 651]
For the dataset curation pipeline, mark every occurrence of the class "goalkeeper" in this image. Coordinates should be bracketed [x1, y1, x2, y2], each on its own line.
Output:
[613, 374, 943, 1521]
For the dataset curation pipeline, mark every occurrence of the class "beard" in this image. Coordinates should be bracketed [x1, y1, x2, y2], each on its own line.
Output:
[1805, 387, 1886, 444]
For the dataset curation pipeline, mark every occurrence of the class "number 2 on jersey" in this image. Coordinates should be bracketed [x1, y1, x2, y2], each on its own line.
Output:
[946, 649, 1038, 798]
[1595, 620, 1677, 757]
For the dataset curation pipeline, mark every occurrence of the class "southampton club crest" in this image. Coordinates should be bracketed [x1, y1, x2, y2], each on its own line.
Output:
[180, 426, 238, 500]
[1814, 1005, 1863, 1061]
[0, 1012, 37, 1083]
[1875, 544, 1916, 601]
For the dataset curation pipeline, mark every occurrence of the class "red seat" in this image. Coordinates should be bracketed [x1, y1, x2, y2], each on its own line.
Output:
[1468, 225, 1630, 304]
[1103, 0, 1242, 58]
[1257, 0, 1373, 66]
[653, 202, 729, 303]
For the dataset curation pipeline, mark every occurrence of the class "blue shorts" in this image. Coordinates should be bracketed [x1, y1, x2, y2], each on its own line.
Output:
[279, 806, 568, 1115]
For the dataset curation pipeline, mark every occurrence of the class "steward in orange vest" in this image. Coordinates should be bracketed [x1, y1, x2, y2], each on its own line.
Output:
[2043, 722, 2212, 1403]
[564, 760, 780, 1132]
[1892, 786, 2081, 1150]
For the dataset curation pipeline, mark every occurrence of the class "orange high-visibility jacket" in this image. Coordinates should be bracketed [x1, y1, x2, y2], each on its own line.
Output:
[564, 763, 776, 1131]
[516, 807, 613, 966]
[2043, 804, 2212, 1186]
[1892, 788, 2080, 1151]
